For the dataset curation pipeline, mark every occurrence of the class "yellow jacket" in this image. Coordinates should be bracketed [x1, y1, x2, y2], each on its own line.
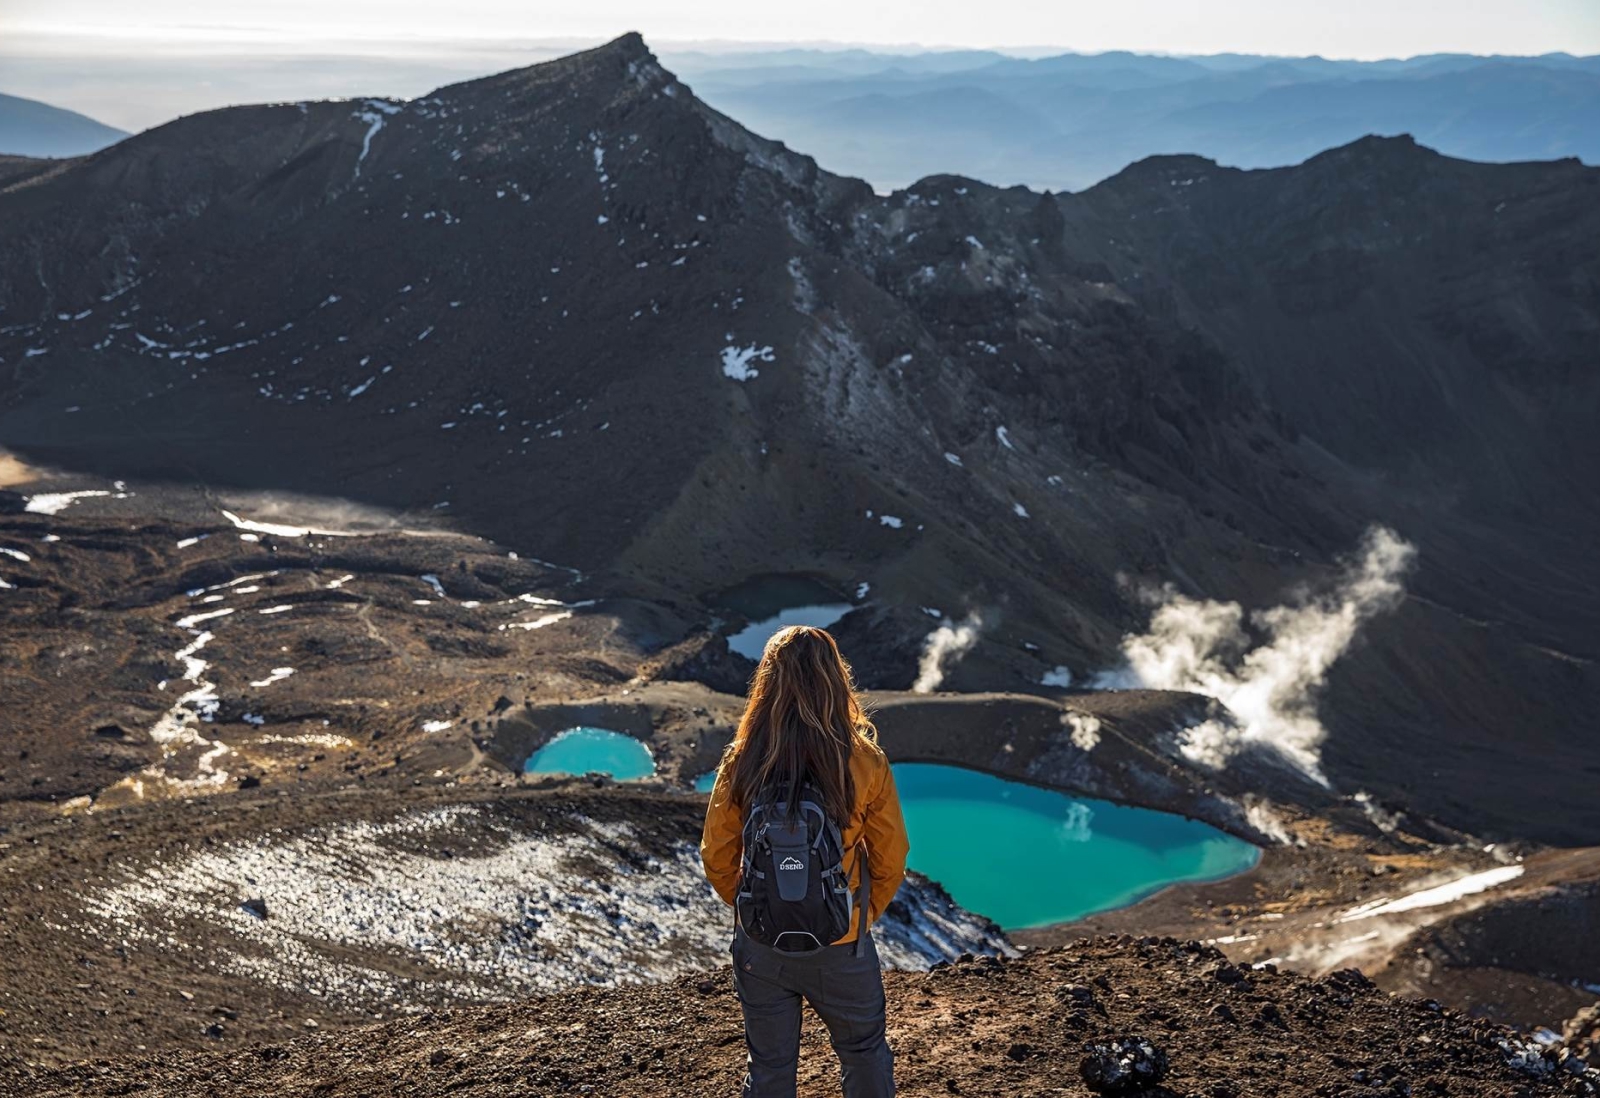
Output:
[700, 741, 909, 945]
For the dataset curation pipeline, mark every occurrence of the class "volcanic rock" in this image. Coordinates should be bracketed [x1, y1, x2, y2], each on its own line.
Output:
[1079, 1035, 1171, 1093]
[0, 35, 1596, 847]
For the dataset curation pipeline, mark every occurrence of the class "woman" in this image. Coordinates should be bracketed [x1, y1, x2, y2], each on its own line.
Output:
[701, 625, 909, 1098]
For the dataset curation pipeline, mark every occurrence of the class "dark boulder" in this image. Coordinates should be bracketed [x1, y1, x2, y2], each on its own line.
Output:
[1080, 1035, 1170, 1094]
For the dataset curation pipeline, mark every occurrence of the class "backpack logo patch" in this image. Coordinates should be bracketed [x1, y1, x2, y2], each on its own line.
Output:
[778, 856, 805, 871]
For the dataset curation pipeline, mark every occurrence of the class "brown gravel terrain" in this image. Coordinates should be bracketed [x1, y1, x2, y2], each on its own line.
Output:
[2, 30, 1599, 1098]
[8, 939, 1596, 1098]
[3, 500, 1598, 1081]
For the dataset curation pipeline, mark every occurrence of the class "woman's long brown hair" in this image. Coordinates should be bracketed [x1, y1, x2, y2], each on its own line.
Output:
[722, 625, 877, 825]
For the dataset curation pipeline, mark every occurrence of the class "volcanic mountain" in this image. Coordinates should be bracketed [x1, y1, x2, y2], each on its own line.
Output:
[1, 32, 1597, 847]
[0, 92, 127, 159]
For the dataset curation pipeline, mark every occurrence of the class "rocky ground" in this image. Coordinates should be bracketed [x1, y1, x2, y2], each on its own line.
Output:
[0, 476, 679, 810]
[2, 482, 1598, 1082]
[0, 779, 1008, 1065]
[8, 940, 1598, 1098]
[2, 30, 1598, 1098]
[1023, 847, 1600, 1039]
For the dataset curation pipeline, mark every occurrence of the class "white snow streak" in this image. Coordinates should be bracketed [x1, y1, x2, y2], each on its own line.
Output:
[351, 99, 401, 178]
[25, 490, 111, 514]
[1337, 865, 1525, 922]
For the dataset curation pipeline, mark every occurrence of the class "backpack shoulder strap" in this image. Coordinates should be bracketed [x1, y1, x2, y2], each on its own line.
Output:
[852, 839, 870, 956]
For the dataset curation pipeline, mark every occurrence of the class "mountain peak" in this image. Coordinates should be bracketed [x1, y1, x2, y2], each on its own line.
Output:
[597, 30, 650, 59]
[1294, 132, 1441, 175]
[425, 30, 667, 106]
[1345, 132, 1422, 153]
[1086, 151, 1226, 195]
[557, 30, 655, 73]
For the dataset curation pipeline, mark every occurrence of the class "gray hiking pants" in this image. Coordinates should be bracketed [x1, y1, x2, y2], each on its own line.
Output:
[731, 928, 895, 1098]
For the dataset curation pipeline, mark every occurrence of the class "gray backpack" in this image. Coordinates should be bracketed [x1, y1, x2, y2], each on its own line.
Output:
[736, 779, 868, 955]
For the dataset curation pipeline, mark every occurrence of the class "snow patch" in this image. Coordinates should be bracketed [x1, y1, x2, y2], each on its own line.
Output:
[72, 807, 1010, 1005]
[721, 343, 775, 382]
[256, 732, 353, 749]
[25, 490, 112, 515]
[502, 610, 573, 632]
[175, 608, 235, 629]
[1337, 865, 1525, 922]
[220, 509, 361, 539]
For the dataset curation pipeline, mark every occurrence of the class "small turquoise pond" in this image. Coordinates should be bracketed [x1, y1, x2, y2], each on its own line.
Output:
[694, 770, 718, 793]
[894, 763, 1258, 928]
[715, 575, 854, 661]
[524, 727, 655, 780]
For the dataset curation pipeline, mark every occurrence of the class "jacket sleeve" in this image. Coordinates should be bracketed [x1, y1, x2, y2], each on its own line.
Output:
[700, 766, 743, 906]
[862, 754, 910, 924]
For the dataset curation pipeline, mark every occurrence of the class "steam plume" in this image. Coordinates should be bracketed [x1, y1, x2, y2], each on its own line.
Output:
[1241, 800, 1297, 846]
[1098, 527, 1415, 786]
[1062, 711, 1102, 751]
[912, 611, 984, 693]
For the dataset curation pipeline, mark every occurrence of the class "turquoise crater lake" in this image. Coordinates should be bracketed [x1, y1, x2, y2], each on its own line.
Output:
[524, 727, 655, 781]
[692, 760, 1258, 929]
[893, 762, 1258, 928]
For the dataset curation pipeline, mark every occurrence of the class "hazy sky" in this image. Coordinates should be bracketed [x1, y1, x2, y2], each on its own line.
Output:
[5, 0, 1597, 130]
[10, 0, 1597, 55]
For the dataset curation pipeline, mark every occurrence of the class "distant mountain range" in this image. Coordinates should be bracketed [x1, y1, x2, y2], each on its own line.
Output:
[660, 48, 1600, 190]
[7, 45, 1593, 185]
[0, 92, 126, 158]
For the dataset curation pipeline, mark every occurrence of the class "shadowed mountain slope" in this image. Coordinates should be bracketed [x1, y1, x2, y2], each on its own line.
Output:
[0, 34, 1597, 842]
